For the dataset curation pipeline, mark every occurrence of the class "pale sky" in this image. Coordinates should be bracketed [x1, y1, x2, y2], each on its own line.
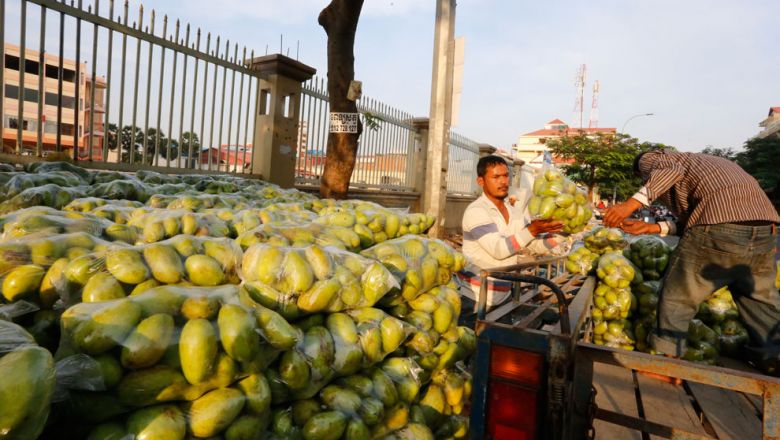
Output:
[5, 0, 780, 152]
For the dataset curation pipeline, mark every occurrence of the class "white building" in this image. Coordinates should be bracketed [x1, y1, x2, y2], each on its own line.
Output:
[756, 107, 780, 139]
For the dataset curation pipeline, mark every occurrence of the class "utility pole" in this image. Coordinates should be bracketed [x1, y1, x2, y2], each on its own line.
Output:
[424, 0, 456, 238]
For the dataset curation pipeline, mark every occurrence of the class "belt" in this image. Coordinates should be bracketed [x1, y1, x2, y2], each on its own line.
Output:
[731, 220, 774, 226]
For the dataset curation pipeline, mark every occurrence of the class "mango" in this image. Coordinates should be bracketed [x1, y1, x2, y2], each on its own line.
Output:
[186, 388, 245, 438]
[117, 366, 188, 406]
[29, 238, 64, 266]
[358, 397, 385, 426]
[320, 385, 361, 416]
[82, 272, 126, 303]
[180, 318, 218, 384]
[106, 248, 149, 285]
[218, 304, 259, 362]
[37, 257, 68, 308]
[298, 278, 341, 313]
[0, 346, 55, 440]
[94, 353, 123, 389]
[142, 221, 166, 243]
[87, 422, 128, 440]
[131, 285, 186, 317]
[126, 404, 186, 440]
[433, 302, 455, 334]
[129, 279, 161, 296]
[302, 411, 347, 440]
[185, 254, 225, 286]
[121, 313, 175, 369]
[255, 306, 301, 350]
[242, 244, 284, 284]
[72, 300, 143, 355]
[181, 294, 220, 320]
[237, 373, 271, 415]
[278, 250, 314, 293]
[203, 239, 240, 273]
[345, 418, 371, 440]
[2, 264, 45, 302]
[371, 368, 398, 407]
[279, 350, 310, 390]
[170, 235, 203, 257]
[224, 414, 268, 440]
[304, 245, 334, 280]
[143, 244, 184, 284]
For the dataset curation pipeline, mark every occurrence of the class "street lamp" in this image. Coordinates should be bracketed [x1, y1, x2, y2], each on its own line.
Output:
[621, 113, 654, 133]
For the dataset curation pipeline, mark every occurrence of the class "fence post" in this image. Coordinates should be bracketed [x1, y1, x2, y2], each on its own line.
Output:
[512, 158, 525, 188]
[478, 143, 496, 158]
[248, 54, 316, 187]
[410, 118, 430, 199]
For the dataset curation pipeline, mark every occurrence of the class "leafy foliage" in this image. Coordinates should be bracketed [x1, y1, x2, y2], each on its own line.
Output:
[546, 132, 672, 201]
[105, 124, 200, 165]
[701, 146, 739, 161]
[735, 137, 780, 191]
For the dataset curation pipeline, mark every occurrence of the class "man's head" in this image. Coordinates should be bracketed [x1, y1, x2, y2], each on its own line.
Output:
[477, 155, 510, 200]
[633, 151, 648, 177]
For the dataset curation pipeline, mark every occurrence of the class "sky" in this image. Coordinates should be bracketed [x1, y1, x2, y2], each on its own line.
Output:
[5, 0, 780, 152]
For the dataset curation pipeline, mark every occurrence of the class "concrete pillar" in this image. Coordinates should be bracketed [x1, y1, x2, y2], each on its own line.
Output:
[248, 54, 316, 187]
[410, 118, 430, 194]
[478, 143, 497, 158]
[425, 0, 457, 238]
[512, 158, 525, 189]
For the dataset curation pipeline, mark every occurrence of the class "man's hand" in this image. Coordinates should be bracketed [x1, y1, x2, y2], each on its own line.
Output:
[528, 219, 564, 237]
[620, 220, 661, 235]
[508, 196, 517, 207]
[603, 198, 643, 227]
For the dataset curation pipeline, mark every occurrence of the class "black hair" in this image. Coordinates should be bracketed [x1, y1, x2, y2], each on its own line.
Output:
[477, 155, 509, 178]
[633, 151, 649, 176]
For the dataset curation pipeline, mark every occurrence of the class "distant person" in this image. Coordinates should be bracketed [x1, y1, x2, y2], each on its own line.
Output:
[597, 200, 606, 210]
[604, 149, 780, 376]
[459, 155, 563, 326]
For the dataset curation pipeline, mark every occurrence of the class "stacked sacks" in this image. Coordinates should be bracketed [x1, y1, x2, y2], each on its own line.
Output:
[235, 221, 362, 253]
[127, 209, 231, 243]
[632, 280, 661, 353]
[591, 252, 636, 350]
[582, 226, 627, 255]
[241, 243, 398, 318]
[683, 286, 749, 364]
[565, 245, 599, 275]
[87, 178, 151, 203]
[0, 206, 114, 240]
[624, 236, 672, 281]
[415, 367, 472, 439]
[527, 169, 592, 234]
[57, 285, 278, 439]
[0, 320, 56, 439]
[57, 235, 242, 307]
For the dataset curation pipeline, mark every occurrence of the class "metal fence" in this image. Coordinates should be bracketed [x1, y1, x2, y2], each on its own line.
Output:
[297, 76, 418, 192]
[447, 131, 480, 196]
[1, 0, 257, 174]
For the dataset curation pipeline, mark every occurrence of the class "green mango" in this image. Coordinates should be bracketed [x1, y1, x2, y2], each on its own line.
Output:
[87, 422, 128, 440]
[203, 239, 240, 273]
[64, 391, 129, 424]
[359, 322, 384, 364]
[304, 245, 334, 280]
[291, 399, 322, 426]
[117, 366, 188, 406]
[2, 264, 45, 302]
[180, 294, 220, 320]
[344, 418, 371, 440]
[121, 313, 175, 369]
[37, 257, 68, 308]
[277, 250, 314, 293]
[303, 326, 335, 380]
[82, 272, 126, 303]
[104, 224, 138, 244]
[130, 285, 185, 317]
[242, 245, 284, 284]
[185, 388, 245, 438]
[254, 306, 301, 350]
[179, 318, 218, 384]
[170, 235, 203, 258]
[185, 254, 226, 286]
[370, 368, 398, 407]
[302, 411, 347, 440]
[320, 385, 361, 415]
[218, 304, 259, 362]
[538, 196, 557, 219]
[180, 353, 240, 402]
[0, 346, 55, 440]
[279, 350, 310, 390]
[298, 278, 341, 313]
[380, 316, 407, 354]
[129, 279, 161, 296]
[224, 414, 268, 440]
[143, 244, 184, 284]
[237, 373, 271, 415]
[29, 238, 64, 266]
[271, 408, 300, 437]
[358, 397, 385, 426]
[71, 300, 143, 355]
[94, 353, 123, 389]
[126, 404, 186, 440]
[106, 248, 149, 285]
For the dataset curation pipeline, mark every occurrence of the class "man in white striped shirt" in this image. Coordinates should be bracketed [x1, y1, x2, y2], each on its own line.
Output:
[605, 150, 780, 375]
[459, 155, 563, 326]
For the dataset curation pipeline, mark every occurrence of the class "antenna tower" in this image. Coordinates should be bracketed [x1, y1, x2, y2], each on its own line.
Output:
[588, 80, 600, 128]
[572, 64, 587, 129]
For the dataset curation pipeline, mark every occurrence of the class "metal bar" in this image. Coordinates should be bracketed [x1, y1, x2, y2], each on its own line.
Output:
[128, 4, 142, 164]
[87, 0, 98, 161]
[152, 15, 166, 167]
[17, 0, 27, 153]
[216, 40, 228, 172]
[0, 0, 4, 153]
[241, 49, 253, 174]
[198, 33, 210, 171]
[594, 408, 712, 440]
[141, 10, 155, 166]
[55, 7, 63, 151]
[176, 24, 190, 169]
[303, 80, 315, 179]
[187, 28, 200, 170]
[36, 4, 46, 156]
[225, 43, 236, 173]
[207, 36, 219, 172]
[102, 0, 114, 161]
[26, 0, 256, 75]
[248, 71, 258, 175]
[114, 0, 128, 163]
[233, 46, 245, 174]
[764, 387, 779, 440]
[73, 0, 82, 160]
[164, 20, 179, 167]
[312, 78, 323, 180]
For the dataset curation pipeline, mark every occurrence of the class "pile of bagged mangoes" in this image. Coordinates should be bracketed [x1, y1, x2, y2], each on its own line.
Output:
[0, 161, 472, 440]
[569, 228, 752, 362]
[527, 169, 593, 234]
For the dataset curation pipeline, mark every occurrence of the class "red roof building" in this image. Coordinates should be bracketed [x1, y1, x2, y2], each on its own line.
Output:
[514, 119, 616, 168]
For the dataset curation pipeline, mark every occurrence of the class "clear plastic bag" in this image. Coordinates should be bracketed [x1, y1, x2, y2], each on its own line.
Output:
[527, 167, 593, 234]
[0, 206, 114, 239]
[127, 209, 231, 243]
[565, 244, 599, 275]
[0, 183, 87, 214]
[235, 220, 362, 252]
[583, 226, 627, 254]
[596, 252, 636, 289]
[624, 235, 672, 280]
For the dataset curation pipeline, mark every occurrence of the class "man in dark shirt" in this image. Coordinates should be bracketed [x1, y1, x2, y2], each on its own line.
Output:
[605, 150, 780, 375]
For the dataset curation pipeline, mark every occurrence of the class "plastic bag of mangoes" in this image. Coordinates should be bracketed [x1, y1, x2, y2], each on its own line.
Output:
[361, 236, 466, 306]
[527, 168, 593, 234]
[235, 220, 362, 253]
[241, 242, 398, 318]
[126, 209, 231, 243]
[583, 226, 627, 255]
[0, 206, 113, 240]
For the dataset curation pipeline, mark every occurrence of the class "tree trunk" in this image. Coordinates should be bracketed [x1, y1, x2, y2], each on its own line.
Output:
[318, 0, 364, 199]
[587, 164, 596, 200]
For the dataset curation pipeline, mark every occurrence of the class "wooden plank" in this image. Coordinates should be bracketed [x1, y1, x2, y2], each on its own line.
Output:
[717, 357, 764, 413]
[687, 382, 762, 440]
[636, 373, 709, 439]
[593, 363, 642, 440]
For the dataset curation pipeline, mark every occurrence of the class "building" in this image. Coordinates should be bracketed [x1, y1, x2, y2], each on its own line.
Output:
[755, 107, 780, 139]
[199, 144, 253, 171]
[2, 43, 106, 159]
[515, 118, 616, 169]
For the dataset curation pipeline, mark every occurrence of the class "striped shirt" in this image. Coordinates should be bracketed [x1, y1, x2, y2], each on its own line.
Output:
[632, 150, 780, 235]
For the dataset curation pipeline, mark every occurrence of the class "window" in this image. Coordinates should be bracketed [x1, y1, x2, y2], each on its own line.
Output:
[4, 54, 19, 71]
[24, 59, 39, 74]
[4, 84, 19, 100]
[44, 121, 58, 135]
[45, 64, 59, 80]
[61, 123, 75, 136]
[23, 88, 39, 103]
[62, 68, 76, 82]
[44, 92, 75, 109]
[61, 95, 76, 109]
[4, 117, 36, 131]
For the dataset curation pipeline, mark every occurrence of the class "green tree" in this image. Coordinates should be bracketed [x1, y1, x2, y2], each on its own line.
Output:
[736, 137, 780, 191]
[546, 132, 671, 201]
[702, 146, 739, 160]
